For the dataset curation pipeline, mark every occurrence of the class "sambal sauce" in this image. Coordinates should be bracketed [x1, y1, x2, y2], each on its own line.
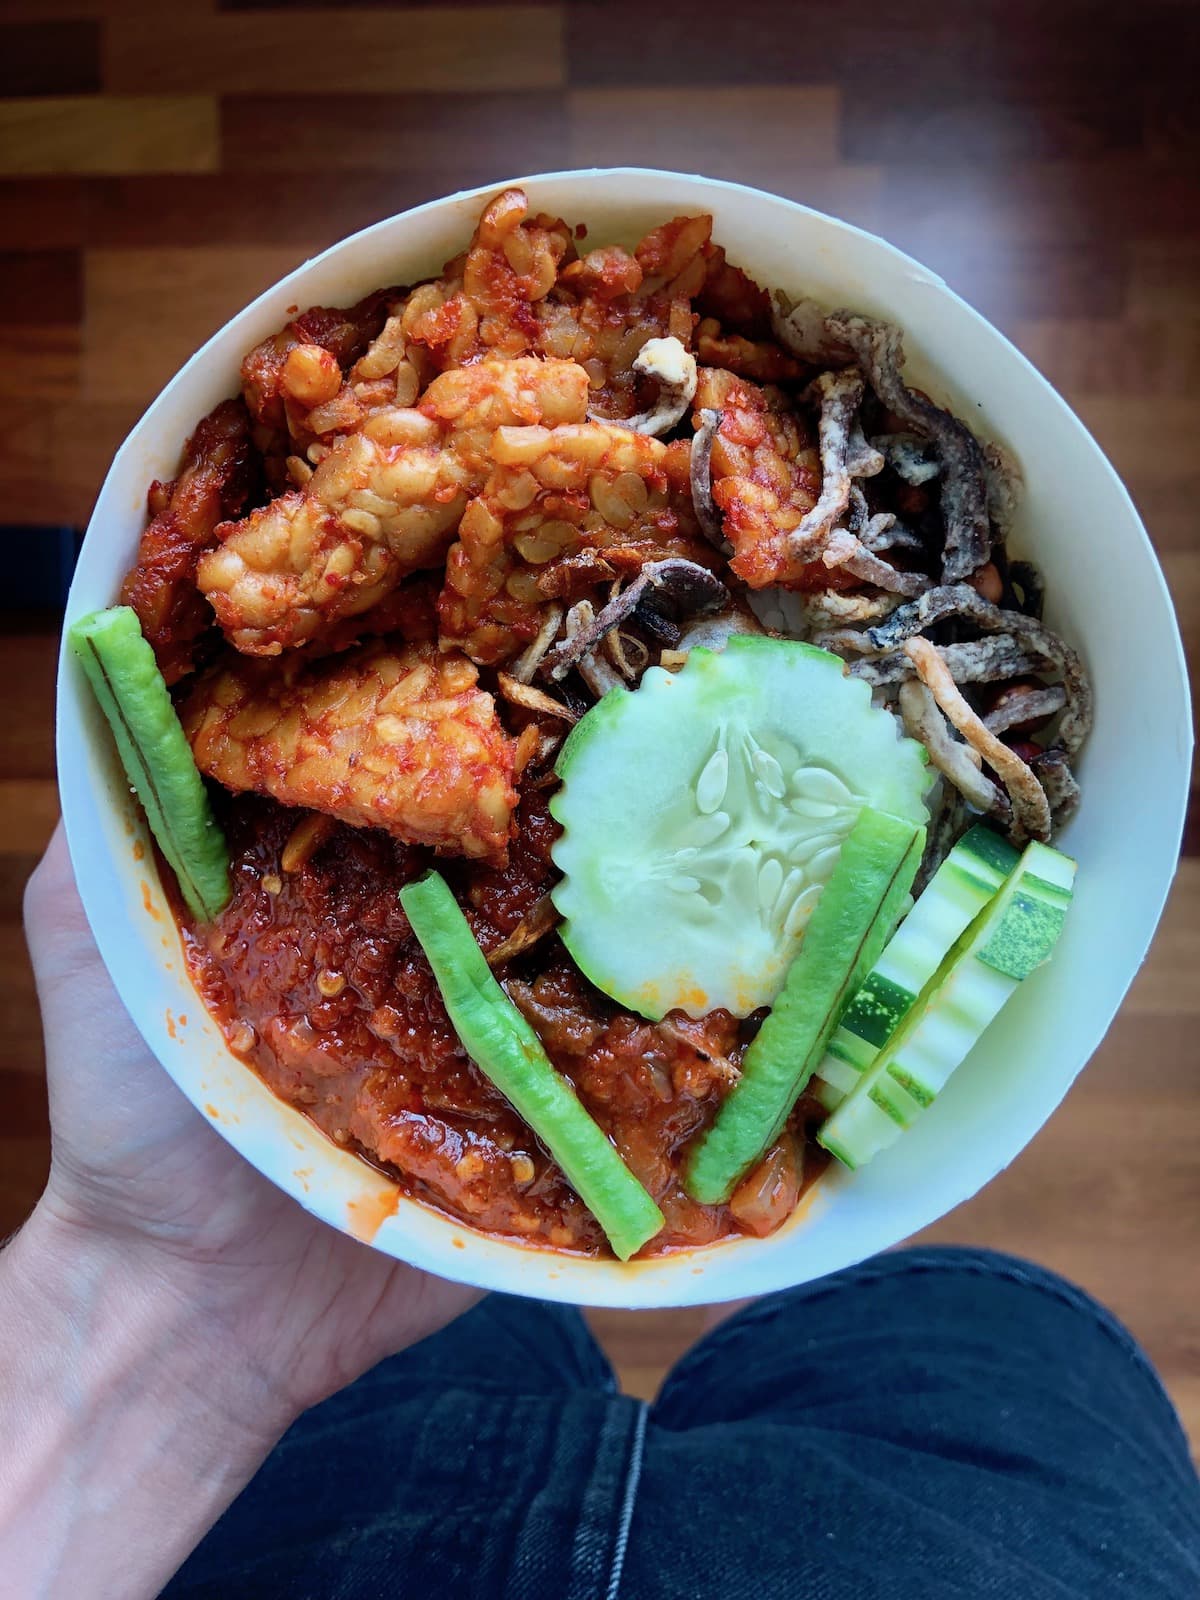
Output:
[177, 789, 827, 1255]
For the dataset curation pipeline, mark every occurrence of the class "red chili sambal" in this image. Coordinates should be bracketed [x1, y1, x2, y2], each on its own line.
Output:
[179, 789, 826, 1257]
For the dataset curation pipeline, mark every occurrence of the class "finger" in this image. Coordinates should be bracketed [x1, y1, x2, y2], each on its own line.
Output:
[23, 823, 108, 989]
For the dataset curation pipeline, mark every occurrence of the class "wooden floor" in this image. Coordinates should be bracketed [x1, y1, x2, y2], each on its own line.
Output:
[1, 0, 1197, 1439]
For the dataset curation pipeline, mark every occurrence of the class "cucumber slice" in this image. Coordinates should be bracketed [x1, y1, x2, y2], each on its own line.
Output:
[813, 825, 1020, 1112]
[69, 606, 231, 922]
[400, 871, 664, 1260]
[819, 839, 1076, 1170]
[550, 635, 931, 1020]
[684, 808, 923, 1205]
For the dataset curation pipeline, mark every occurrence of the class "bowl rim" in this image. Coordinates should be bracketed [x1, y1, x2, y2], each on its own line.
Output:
[57, 167, 1193, 1308]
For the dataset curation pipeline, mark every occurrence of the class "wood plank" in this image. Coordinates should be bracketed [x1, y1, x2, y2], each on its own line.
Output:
[0, 96, 219, 177]
[879, 158, 1200, 249]
[0, 398, 142, 527]
[1129, 237, 1200, 317]
[0, 781, 59, 856]
[83, 246, 309, 407]
[0, 326, 80, 404]
[0, 632, 59, 781]
[81, 171, 493, 250]
[565, 0, 983, 89]
[1013, 317, 1200, 399]
[1118, 862, 1199, 1019]
[842, 89, 1141, 165]
[0, 177, 87, 250]
[917, 1085, 1200, 1382]
[0, 251, 81, 325]
[0, 21, 101, 98]
[104, 9, 565, 95]
[222, 90, 567, 174]
[1159, 552, 1200, 679]
[567, 86, 841, 171]
[1068, 395, 1200, 493]
[586, 1307, 706, 1403]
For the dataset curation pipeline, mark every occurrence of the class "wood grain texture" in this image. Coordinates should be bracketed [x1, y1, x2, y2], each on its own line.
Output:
[0, 0, 1195, 1449]
[0, 95, 219, 176]
[103, 9, 565, 95]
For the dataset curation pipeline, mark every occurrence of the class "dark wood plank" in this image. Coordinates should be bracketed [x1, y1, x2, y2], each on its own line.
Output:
[221, 91, 567, 173]
[0, 20, 101, 98]
[82, 172, 492, 249]
[103, 8, 565, 95]
[0, 178, 88, 251]
[0, 250, 81, 325]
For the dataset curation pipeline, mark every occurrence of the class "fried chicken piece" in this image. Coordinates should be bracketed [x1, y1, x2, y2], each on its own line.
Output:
[119, 398, 259, 684]
[538, 213, 713, 421]
[697, 367, 849, 592]
[437, 421, 718, 666]
[197, 358, 590, 656]
[401, 188, 575, 368]
[182, 641, 518, 862]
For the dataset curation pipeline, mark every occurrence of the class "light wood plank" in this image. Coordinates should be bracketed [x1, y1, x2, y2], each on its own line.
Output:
[0, 782, 59, 856]
[1070, 395, 1200, 492]
[1014, 317, 1200, 399]
[0, 327, 79, 405]
[104, 9, 565, 95]
[1119, 862, 1200, 1019]
[0, 96, 218, 177]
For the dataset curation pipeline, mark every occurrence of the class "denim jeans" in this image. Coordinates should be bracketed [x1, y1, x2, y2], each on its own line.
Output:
[165, 1247, 1200, 1598]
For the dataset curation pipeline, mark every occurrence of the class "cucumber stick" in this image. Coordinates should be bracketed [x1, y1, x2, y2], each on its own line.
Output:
[684, 808, 923, 1205]
[551, 635, 931, 1020]
[69, 605, 231, 922]
[400, 871, 664, 1260]
[813, 826, 1020, 1113]
[819, 840, 1076, 1170]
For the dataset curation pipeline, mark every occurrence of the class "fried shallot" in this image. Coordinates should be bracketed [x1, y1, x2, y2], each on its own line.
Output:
[904, 636, 1051, 842]
[867, 584, 1092, 757]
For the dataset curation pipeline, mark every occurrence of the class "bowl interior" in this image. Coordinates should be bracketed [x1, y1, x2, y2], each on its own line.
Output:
[58, 169, 1192, 1308]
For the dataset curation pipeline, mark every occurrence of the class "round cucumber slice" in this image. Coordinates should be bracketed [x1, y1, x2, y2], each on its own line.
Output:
[550, 636, 932, 1020]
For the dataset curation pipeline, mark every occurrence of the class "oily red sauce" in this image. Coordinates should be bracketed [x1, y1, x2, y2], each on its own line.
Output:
[179, 789, 828, 1258]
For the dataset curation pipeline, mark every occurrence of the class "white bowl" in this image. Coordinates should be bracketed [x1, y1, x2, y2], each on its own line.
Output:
[58, 169, 1192, 1309]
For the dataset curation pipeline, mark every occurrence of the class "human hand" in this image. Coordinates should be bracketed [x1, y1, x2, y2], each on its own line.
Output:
[22, 823, 477, 1417]
[0, 826, 477, 1598]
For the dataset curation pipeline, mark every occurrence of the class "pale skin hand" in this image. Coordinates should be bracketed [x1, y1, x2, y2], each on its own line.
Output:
[0, 826, 476, 1599]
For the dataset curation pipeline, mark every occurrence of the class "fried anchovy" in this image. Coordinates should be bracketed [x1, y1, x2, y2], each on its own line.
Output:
[826, 312, 991, 581]
[1032, 745, 1082, 826]
[905, 636, 1051, 842]
[690, 408, 725, 547]
[843, 633, 1043, 688]
[982, 684, 1066, 737]
[822, 527, 931, 597]
[786, 366, 866, 560]
[865, 583, 1091, 757]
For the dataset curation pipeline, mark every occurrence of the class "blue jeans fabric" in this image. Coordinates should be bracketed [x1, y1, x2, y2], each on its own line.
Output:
[164, 1247, 1200, 1598]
